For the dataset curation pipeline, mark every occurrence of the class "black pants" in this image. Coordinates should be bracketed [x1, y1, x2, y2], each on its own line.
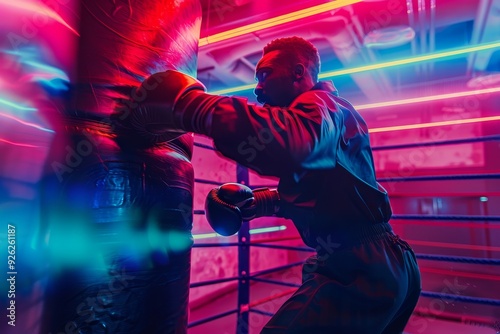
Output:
[262, 231, 421, 334]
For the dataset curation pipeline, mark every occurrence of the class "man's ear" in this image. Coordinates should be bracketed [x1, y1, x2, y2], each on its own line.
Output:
[294, 64, 305, 81]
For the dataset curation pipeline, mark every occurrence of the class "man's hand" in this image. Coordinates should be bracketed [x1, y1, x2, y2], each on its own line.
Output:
[205, 183, 280, 236]
[111, 70, 209, 148]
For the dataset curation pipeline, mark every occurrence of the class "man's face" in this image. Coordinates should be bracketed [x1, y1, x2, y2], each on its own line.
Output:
[254, 50, 296, 107]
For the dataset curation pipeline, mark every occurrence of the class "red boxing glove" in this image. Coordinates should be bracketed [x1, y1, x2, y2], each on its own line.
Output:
[112, 70, 223, 147]
[205, 183, 280, 236]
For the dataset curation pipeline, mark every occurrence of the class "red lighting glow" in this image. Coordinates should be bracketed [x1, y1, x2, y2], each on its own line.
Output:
[356, 87, 500, 110]
[0, 137, 41, 148]
[369, 116, 500, 133]
[0, 112, 54, 133]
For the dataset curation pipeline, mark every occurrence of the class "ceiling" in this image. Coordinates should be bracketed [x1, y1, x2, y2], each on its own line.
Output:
[196, 0, 500, 105]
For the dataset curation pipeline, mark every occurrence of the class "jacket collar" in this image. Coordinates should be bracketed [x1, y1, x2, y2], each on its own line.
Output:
[311, 80, 339, 96]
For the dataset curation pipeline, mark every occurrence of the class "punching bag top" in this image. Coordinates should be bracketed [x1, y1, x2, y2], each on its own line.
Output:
[72, 0, 202, 119]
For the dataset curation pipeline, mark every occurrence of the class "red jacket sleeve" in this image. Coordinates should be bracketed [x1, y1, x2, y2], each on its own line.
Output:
[207, 90, 343, 177]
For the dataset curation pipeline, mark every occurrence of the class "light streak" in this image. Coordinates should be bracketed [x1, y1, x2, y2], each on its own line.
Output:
[0, 137, 41, 148]
[369, 115, 500, 133]
[0, 0, 79, 36]
[208, 41, 500, 95]
[357, 87, 500, 110]
[0, 112, 54, 133]
[193, 225, 287, 240]
[199, 0, 362, 47]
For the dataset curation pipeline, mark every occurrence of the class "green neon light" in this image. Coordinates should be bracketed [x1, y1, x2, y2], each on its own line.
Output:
[0, 97, 37, 111]
[319, 41, 500, 78]
[249, 225, 287, 235]
[193, 225, 287, 239]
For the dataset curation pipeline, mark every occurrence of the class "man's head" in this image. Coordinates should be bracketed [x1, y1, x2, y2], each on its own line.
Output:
[254, 36, 320, 107]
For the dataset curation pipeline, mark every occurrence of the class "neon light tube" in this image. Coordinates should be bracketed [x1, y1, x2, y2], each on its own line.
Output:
[199, 0, 362, 47]
[369, 116, 500, 133]
[0, 98, 37, 112]
[192, 232, 219, 240]
[0, 137, 41, 148]
[208, 41, 500, 95]
[319, 41, 500, 78]
[211, 86, 500, 113]
[249, 226, 287, 234]
[211, 84, 256, 95]
[193, 225, 287, 240]
[0, 112, 54, 133]
[356, 86, 500, 110]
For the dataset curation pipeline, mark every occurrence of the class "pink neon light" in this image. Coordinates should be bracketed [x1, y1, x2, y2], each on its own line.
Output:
[356, 87, 500, 110]
[370, 116, 500, 133]
[407, 239, 500, 252]
[0, 112, 53, 133]
[395, 220, 500, 230]
[0, 137, 41, 148]
[420, 267, 500, 282]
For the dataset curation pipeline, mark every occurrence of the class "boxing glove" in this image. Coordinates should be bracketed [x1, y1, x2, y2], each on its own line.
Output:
[205, 183, 280, 236]
[112, 70, 224, 147]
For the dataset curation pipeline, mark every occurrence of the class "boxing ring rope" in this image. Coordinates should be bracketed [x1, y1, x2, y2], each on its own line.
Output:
[249, 134, 500, 188]
[392, 214, 500, 221]
[186, 134, 500, 333]
[194, 178, 223, 186]
[244, 174, 500, 190]
[188, 309, 239, 328]
[194, 142, 218, 151]
[407, 240, 500, 252]
[189, 276, 240, 288]
[377, 174, 500, 182]
[415, 254, 500, 265]
[419, 292, 500, 306]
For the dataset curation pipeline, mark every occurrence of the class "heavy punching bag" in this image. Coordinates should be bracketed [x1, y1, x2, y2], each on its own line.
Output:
[39, 1, 202, 333]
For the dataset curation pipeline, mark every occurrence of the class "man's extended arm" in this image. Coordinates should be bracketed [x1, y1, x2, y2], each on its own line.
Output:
[112, 70, 342, 176]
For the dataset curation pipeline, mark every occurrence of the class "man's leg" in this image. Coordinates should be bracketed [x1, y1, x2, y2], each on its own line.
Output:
[382, 240, 421, 334]
[262, 233, 421, 334]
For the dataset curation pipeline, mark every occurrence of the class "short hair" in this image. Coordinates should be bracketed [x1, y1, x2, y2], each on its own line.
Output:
[263, 36, 321, 82]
